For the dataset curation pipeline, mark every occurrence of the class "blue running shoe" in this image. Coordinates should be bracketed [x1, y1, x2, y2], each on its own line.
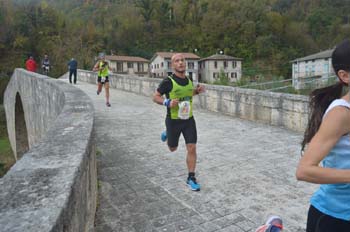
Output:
[161, 131, 167, 142]
[187, 177, 200, 191]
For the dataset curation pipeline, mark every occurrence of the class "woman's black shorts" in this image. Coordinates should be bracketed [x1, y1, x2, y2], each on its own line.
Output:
[97, 76, 109, 83]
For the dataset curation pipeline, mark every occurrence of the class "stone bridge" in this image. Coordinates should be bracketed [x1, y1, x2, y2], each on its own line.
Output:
[1, 69, 316, 232]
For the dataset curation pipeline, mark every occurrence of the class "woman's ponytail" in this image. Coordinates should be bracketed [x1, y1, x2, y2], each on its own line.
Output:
[301, 82, 343, 151]
[301, 39, 350, 152]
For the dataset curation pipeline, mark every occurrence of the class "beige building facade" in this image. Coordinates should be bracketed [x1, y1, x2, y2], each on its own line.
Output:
[291, 49, 334, 89]
[150, 52, 200, 79]
[105, 55, 149, 77]
[199, 54, 242, 83]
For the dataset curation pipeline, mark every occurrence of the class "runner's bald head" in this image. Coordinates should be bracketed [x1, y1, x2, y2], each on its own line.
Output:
[171, 53, 185, 64]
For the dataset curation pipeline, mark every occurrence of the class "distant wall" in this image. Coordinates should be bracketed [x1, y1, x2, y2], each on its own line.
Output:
[78, 70, 309, 132]
[1, 69, 97, 232]
[78, 69, 160, 99]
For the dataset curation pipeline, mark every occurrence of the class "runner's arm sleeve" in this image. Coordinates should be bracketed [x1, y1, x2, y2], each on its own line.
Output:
[157, 78, 172, 95]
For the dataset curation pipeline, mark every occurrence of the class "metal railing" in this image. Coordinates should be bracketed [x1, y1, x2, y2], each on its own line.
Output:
[235, 75, 338, 94]
[237, 78, 293, 92]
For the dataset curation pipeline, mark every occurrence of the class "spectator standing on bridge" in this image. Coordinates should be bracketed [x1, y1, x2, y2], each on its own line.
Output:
[296, 39, 350, 232]
[153, 53, 205, 191]
[93, 53, 112, 107]
[68, 58, 78, 84]
[41, 54, 51, 75]
[25, 55, 37, 72]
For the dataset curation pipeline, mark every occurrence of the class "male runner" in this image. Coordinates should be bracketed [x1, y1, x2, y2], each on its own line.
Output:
[153, 53, 205, 191]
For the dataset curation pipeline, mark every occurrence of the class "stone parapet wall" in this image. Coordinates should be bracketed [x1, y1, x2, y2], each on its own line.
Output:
[1, 69, 97, 232]
[196, 85, 309, 132]
[78, 69, 160, 98]
[78, 70, 309, 132]
[4, 69, 66, 157]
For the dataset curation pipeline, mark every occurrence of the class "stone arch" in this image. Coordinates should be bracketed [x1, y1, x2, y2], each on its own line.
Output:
[14, 92, 29, 160]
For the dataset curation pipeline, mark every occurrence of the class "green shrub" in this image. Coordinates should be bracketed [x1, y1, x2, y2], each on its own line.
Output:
[0, 75, 10, 104]
[213, 69, 230, 86]
[0, 137, 15, 177]
[234, 76, 250, 87]
[0, 99, 15, 177]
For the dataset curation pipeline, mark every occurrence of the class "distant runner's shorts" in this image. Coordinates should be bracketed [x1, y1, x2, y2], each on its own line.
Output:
[165, 116, 197, 148]
[97, 76, 109, 83]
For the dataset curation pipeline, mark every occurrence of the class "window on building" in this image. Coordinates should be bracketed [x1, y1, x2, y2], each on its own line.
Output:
[117, 62, 123, 72]
[231, 72, 237, 78]
[127, 62, 133, 68]
[224, 61, 227, 68]
[161, 62, 163, 67]
[323, 63, 329, 74]
[232, 61, 237, 68]
[188, 62, 194, 69]
[294, 64, 298, 75]
[137, 63, 144, 72]
[168, 62, 171, 68]
[214, 61, 217, 69]
[306, 66, 312, 76]
[213, 72, 219, 79]
[188, 72, 193, 79]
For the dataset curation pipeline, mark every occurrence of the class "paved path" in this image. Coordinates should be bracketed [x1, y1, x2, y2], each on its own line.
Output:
[72, 80, 316, 232]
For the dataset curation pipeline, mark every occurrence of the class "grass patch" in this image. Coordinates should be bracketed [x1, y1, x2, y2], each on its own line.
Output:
[0, 104, 15, 177]
[0, 137, 15, 177]
[0, 105, 7, 138]
[0, 75, 10, 104]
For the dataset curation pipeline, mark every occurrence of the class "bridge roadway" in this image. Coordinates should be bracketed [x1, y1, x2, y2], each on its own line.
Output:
[72, 80, 316, 232]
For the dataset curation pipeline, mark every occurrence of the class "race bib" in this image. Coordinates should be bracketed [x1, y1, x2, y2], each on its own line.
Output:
[101, 76, 106, 83]
[178, 101, 191, 120]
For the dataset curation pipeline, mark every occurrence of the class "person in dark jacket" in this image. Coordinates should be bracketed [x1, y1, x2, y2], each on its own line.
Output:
[68, 58, 78, 84]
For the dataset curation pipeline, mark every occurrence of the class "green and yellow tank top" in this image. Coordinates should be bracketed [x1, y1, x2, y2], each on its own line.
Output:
[169, 76, 194, 120]
[98, 61, 109, 77]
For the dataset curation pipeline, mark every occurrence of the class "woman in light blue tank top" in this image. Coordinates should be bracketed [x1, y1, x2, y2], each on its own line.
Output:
[296, 39, 350, 232]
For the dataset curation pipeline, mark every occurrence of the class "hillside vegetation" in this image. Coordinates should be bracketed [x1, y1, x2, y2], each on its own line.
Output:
[1, 0, 349, 78]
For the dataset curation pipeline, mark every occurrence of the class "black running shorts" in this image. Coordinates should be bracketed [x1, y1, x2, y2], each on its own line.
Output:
[165, 116, 197, 148]
[97, 76, 109, 83]
[307, 205, 350, 232]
